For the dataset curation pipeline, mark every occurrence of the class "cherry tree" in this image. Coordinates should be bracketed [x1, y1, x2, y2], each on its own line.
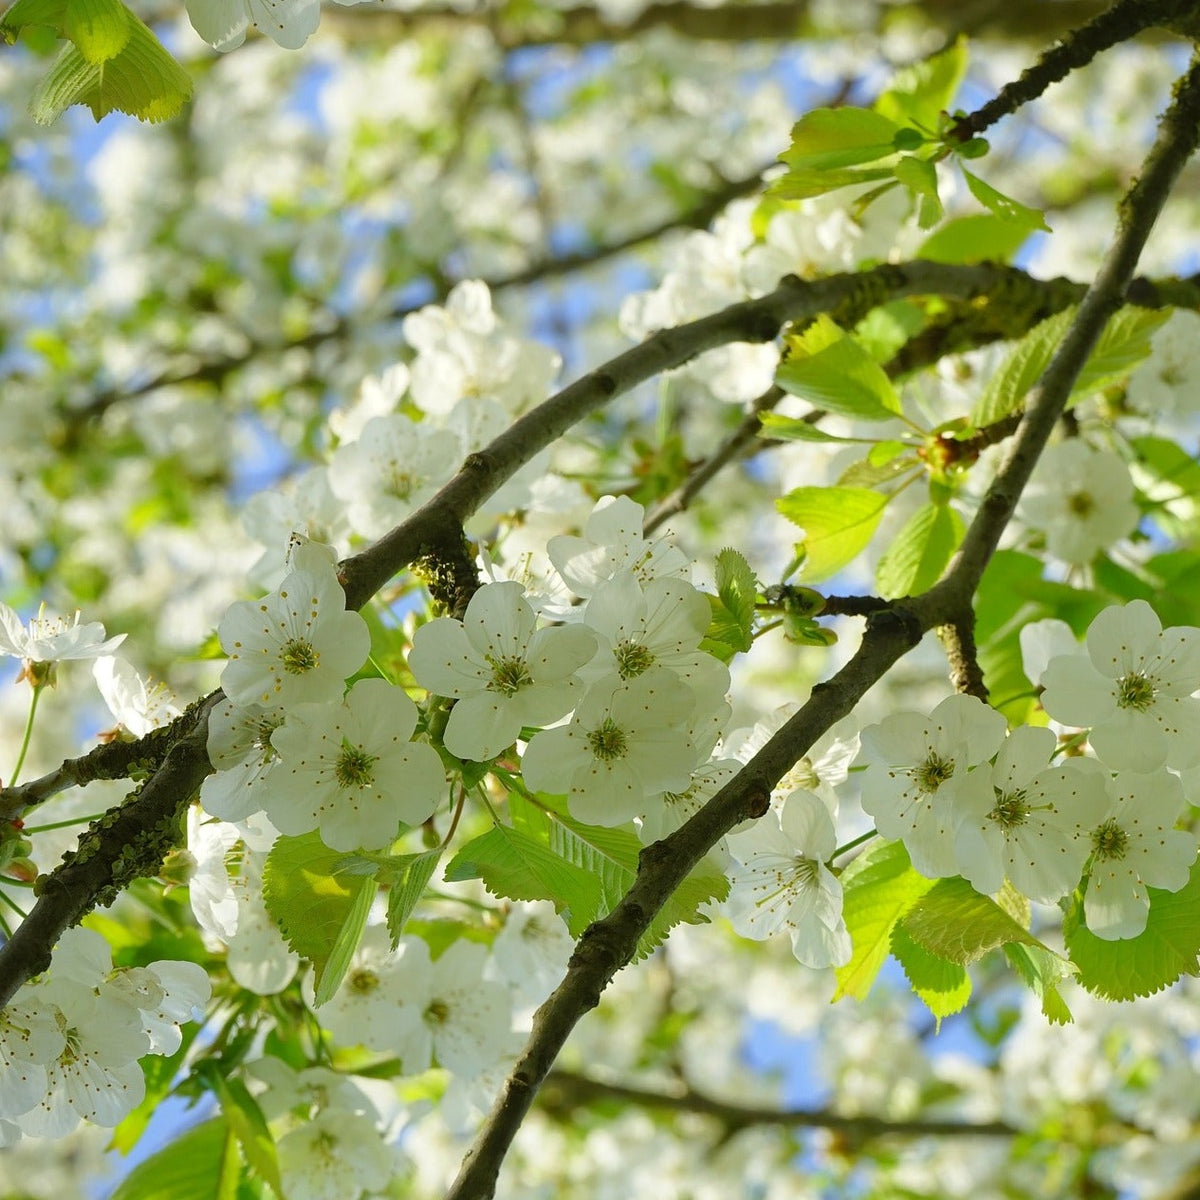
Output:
[3, 0, 1200, 1197]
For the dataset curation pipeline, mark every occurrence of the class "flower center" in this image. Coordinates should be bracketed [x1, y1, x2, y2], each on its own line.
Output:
[1116, 672, 1156, 711]
[587, 718, 628, 760]
[487, 655, 532, 697]
[988, 787, 1029, 829]
[789, 756, 820, 792]
[1066, 491, 1094, 517]
[614, 639, 656, 679]
[425, 999, 450, 1025]
[913, 751, 955, 794]
[386, 468, 416, 501]
[280, 638, 319, 675]
[1094, 820, 1128, 859]
[348, 968, 379, 995]
[1091, 818, 1128, 861]
[792, 856, 820, 889]
[335, 742, 377, 789]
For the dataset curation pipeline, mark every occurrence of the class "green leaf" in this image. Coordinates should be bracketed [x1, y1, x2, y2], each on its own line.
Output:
[510, 794, 728, 956]
[111, 1119, 241, 1200]
[776, 316, 901, 420]
[29, 15, 191, 124]
[201, 1069, 284, 1200]
[701, 547, 757, 659]
[875, 500, 964, 599]
[261, 832, 376, 1006]
[875, 35, 968, 132]
[834, 840, 934, 1001]
[0, 0, 66, 37]
[892, 155, 943, 229]
[757, 414, 867, 445]
[890, 924, 972, 1024]
[1063, 860, 1200, 1000]
[382, 849, 443, 947]
[63, 0, 129, 61]
[776, 486, 890, 583]
[779, 106, 902, 171]
[970, 308, 1073, 427]
[1004, 943, 1074, 1025]
[1071, 305, 1170, 399]
[900, 877, 1049, 966]
[917, 214, 1031, 264]
[771, 107, 901, 199]
[961, 167, 1050, 232]
[970, 305, 1166, 427]
[445, 822, 603, 935]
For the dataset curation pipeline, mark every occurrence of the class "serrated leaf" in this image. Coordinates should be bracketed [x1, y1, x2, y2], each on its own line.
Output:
[891, 924, 971, 1024]
[970, 305, 1166, 427]
[0, 0, 66, 37]
[29, 15, 191, 124]
[1004, 943, 1074, 1025]
[779, 106, 902, 171]
[776, 316, 901, 420]
[64, 0, 129, 61]
[875, 35, 968, 132]
[383, 849, 442, 947]
[893, 155, 943, 229]
[511, 794, 728, 956]
[901, 877, 1048, 965]
[917, 214, 1031, 265]
[445, 822, 603, 935]
[961, 167, 1050, 232]
[834, 840, 934, 1001]
[111, 1119, 241, 1200]
[776, 486, 890, 582]
[261, 832, 375, 1007]
[201, 1069, 284, 1200]
[1071, 305, 1170, 399]
[702, 547, 757, 657]
[757, 414, 866, 445]
[1063, 861, 1200, 1000]
[875, 500, 964, 598]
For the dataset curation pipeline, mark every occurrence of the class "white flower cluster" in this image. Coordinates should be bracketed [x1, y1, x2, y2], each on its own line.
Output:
[0, 927, 209, 1144]
[860, 600, 1200, 940]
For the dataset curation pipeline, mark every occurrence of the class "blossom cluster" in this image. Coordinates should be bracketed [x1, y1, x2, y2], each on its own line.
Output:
[0, 927, 209, 1143]
[860, 600, 1200, 940]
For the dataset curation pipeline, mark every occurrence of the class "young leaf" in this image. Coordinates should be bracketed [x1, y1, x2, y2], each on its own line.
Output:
[969, 308, 1073, 428]
[701, 547, 757, 659]
[834, 840, 934, 1001]
[875, 35, 968, 133]
[771, 107, 901, 199]
[961, 167, 1051, 232]
[261, 831, 376, 1006]
[445, 822, 603, 936]
[110, 1119, 242, 1200]
[511, 793, 728, 956]
[201, 1069, 284, 1200]
[875, 500, 965, 598]
[900, 877, 1050, 965]
[1063, 861, 1200, 1000]
[383, 848, 443, 947]
[890, 924, 972, 1024]
[892, 155, 943, 229]
[775, 316, 901, 420]
[0, 0, 66, 37]
[917, 213, 1031, 264]
[29, 14, 192, 124]
[776, 486, 890, 582]
[1070, 304, 1170, 399]
[63, 0, 129, 62]
[757, 414, 866, 445]
[1004, 943, 1074, 1025]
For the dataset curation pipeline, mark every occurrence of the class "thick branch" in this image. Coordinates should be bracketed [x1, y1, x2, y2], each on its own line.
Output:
[541, 1069, 1017, 1139]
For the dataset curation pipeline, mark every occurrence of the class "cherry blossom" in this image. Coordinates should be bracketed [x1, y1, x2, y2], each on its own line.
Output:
[408, 581, 597, 762]
[1040, 601, 1200, 773]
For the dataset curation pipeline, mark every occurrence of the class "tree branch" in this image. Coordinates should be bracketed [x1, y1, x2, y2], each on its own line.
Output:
[541, 1069, 1018, 1139]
